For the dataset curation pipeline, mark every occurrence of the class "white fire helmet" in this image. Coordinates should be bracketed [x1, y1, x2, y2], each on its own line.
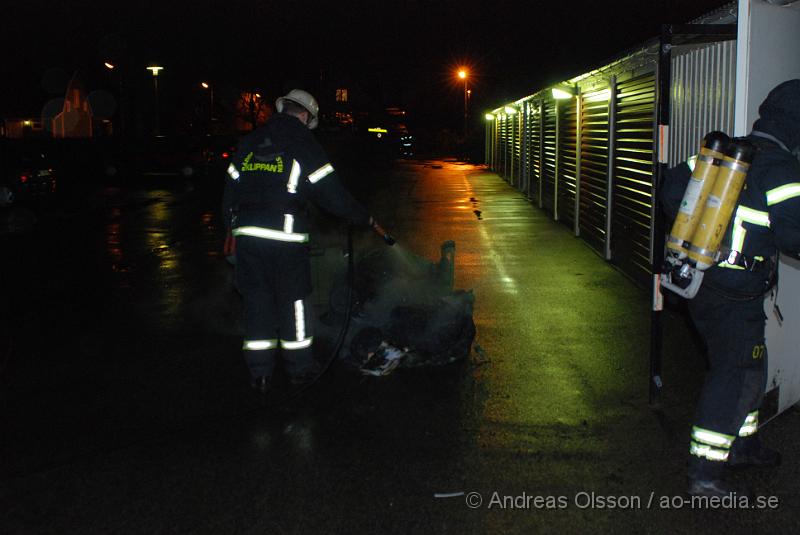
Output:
[276, 89, 320, 129]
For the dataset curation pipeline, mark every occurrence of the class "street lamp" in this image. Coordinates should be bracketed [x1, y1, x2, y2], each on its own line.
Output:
[457, 68, 468, 139]
[146, 65, 163, 135]
[201, 82, 214, 125]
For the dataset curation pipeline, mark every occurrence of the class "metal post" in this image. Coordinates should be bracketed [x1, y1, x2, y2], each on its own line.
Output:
[463, 79, 468, 141]
[153, 76, 160, 136]
[507, 114, 511, 181]
[538, 100, 544, 208]
[649, 25, 673, 407]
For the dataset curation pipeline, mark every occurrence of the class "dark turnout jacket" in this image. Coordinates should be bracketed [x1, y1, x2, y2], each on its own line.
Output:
[222, 113, 370, 242]
[661, 79, 800, 289]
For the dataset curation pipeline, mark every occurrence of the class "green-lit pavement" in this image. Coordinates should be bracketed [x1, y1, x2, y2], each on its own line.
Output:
[2, 159, 798, 534]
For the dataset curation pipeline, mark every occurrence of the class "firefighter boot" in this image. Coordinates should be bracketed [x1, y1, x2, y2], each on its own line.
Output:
[729, 436, 782, 470]
[687, 458, 751, 498]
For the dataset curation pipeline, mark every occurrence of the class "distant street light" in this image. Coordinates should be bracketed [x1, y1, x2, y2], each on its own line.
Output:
[146, 65, 164, 135]
[201, 82, 214, 125]
[457, 68, 469, 139]
[104, 62, 115, 70]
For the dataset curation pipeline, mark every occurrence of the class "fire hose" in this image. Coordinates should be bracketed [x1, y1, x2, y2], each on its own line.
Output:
[265, 219, 395, 406]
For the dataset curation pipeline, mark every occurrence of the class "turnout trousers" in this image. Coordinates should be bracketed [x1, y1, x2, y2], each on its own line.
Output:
[235, 236, 315, 380]
[687, 279, 768, 466]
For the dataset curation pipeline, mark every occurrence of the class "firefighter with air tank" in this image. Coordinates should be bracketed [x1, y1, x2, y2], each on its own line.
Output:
[660, 80, 800, 497]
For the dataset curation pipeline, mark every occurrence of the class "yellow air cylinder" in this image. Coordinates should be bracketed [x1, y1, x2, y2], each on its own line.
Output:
[666, 131, 729, 259]
[687, 139, 756, 270]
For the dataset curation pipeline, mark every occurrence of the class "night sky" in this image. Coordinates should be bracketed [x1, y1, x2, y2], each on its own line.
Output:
[1, 0, 730, 130]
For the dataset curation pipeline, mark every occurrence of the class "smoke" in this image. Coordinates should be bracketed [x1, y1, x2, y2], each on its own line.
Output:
[342, 242, 475, 366]
[183, 239, 476, 367]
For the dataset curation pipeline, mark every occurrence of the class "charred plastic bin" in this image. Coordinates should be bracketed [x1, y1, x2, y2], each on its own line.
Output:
[320, 240, 475, 373]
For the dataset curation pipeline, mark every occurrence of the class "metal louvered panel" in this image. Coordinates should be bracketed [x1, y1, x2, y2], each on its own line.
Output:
[492, 120, 499, 170]
[494, 115, 503, 176]
[542, 98, 557, 216]
[499, 115, 509, 181]
[485, 121, 490, 168]
[526, 101, 542, 204]
[612, 73, 656, 286]
[558, 97, 579, 229]
[492, 121, 503, 174]
[487, 120, 495, 170]
[512, 112, 523, 188]
[578, 87, 611, 254]
[669, 40, 736, 166]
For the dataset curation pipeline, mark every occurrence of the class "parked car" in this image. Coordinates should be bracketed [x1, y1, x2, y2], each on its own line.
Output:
[103, 136, 206, 180]
[0, 140, 57, 208]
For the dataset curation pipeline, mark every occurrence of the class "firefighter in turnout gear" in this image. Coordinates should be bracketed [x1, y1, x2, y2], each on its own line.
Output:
[661, 80, 800, 497]
[222, 89, 373, 394]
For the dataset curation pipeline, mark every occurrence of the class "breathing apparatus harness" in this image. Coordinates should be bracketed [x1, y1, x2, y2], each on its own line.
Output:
[702, 130, 796, 302]
[661, 132, 771, 300]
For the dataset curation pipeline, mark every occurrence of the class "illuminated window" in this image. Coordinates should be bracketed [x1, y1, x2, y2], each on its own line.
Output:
[335, 89, 348, 103]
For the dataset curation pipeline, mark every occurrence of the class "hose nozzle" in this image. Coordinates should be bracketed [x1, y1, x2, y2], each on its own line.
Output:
[371, 221, 396, 246]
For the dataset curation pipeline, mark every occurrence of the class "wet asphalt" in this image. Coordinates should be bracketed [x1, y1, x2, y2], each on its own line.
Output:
[2, 159, 800, 534]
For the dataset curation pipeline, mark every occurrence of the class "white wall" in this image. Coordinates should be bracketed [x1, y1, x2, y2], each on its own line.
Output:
[735, 1, 800, 135]
[736, 0, 800, 418]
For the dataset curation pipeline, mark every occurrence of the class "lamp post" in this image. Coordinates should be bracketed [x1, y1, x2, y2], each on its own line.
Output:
[201, 82, 214, 126]
[104, 61, 125, 136]
[458, 69, 468, 139]
[146, 65, 163, 135]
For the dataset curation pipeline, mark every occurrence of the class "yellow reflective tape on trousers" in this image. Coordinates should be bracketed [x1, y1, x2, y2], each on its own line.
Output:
[691, 426, 734, 449]
[308, 163, 334, 184]
[738, 411, 759, 437]
[690, 441, 730, 462]
[243, 339, 277, 350]
[233, 226, 309, 243]
[766, 182, 800, 205]
[281, 338, 313, 350]
[294, 299, 306, 341]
